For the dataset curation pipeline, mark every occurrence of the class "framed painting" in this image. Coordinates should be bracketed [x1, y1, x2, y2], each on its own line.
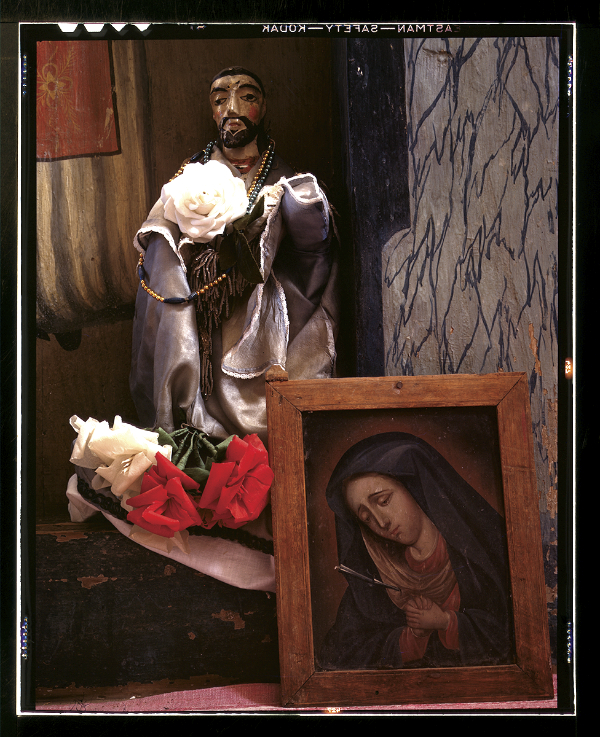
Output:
[265, 369, 553, 707]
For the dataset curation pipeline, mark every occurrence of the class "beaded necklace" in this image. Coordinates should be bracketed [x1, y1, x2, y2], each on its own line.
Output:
[136, 252, 227, 305]
[203, 138, 275, 214]
[137, 138, 275, 304]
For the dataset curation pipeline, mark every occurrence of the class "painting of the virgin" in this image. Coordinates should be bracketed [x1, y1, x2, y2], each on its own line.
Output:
[317, 432, 514, 671]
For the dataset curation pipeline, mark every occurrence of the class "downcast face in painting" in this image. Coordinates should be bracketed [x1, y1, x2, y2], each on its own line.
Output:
[209, 73, 267, 149]
[343, 473, 428, 547]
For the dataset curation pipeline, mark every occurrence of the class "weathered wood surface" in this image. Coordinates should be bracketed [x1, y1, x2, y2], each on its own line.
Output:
[497, 374, 552, 684]
[35, 529, 279, 692]
[265, 379, 314, 703]
[270, 371, 522, 411]
[287, 665, 553, 708]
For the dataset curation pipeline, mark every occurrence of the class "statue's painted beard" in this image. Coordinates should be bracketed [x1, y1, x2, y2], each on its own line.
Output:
[219, 116, 262, 149]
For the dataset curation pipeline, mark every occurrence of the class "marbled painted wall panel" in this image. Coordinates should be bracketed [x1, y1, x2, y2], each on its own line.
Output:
[382, 37, 559, 653]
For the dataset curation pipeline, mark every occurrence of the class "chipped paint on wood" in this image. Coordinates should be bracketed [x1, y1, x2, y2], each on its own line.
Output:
[528, 323, 543, 377]
[544, 480, 558, 519]
[53, 531, 89, 542]
[37, 514, 279, 691]
[211, 609, 245, 630]
[77, 575, 111, 589]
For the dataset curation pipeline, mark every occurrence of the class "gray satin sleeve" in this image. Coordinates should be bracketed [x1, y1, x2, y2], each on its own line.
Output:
[129, 232, 227, 437]
[275, 174, 334, 345]
[279, 174, 330, 249]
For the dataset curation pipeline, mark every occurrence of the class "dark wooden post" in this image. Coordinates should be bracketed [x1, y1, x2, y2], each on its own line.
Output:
[337, 38, 410, 377]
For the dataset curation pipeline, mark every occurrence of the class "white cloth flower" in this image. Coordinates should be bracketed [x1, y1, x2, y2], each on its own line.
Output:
[160, 160, 249, 243]
[69, 415, 172, 497]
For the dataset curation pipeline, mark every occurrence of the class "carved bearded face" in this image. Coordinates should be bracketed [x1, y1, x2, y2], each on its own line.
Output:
[210, 73, 267, 149]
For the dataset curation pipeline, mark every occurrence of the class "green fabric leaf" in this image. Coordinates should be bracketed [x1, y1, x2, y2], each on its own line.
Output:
[181, 467, 211, 486]
[151, 427, 235, 489]
[214, 435, 234, 461]
[155, 427, 178, 450]
[172, 433, 197, 470]
[234, 231, 263, 284]
[232, 197, 264, 232]
[218, 232, 263, 284]
[185, 444, 206, 470]
[218, 198, 265, 280]
[197, 432, 221, 458]
[218, 232, 238, 271]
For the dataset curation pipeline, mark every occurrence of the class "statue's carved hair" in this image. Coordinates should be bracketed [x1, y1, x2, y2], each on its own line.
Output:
[210, 67, 266, 97]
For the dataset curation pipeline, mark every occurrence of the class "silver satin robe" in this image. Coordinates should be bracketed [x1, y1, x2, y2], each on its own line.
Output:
[130, 147, 339, 444]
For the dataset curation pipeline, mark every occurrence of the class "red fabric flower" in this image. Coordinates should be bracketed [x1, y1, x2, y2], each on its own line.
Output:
[126, 452, 204, 537]
[198, 434, 274, 529]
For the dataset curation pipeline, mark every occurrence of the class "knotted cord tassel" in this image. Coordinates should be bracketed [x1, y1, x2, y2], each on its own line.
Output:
[187, 243, 258, 397]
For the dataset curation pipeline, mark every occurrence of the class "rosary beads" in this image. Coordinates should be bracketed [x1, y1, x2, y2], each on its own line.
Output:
[138, 139, 275, 303]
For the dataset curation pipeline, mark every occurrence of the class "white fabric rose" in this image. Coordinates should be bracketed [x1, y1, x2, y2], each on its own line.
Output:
[160, 160, 249, 243]
[69, 415, 172, 497]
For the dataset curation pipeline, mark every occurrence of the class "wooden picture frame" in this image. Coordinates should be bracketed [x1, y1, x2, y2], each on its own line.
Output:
[265, 370, 553, 708]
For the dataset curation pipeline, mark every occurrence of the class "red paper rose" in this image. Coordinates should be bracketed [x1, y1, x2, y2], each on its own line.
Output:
[126, 452, 205, 537]
[198, 434, 274, 529]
